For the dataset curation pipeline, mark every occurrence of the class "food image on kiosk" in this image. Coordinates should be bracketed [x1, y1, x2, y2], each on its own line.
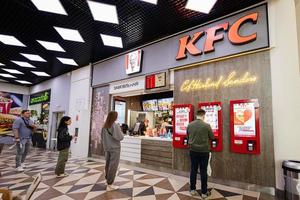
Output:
[199, 102, 222, 152]
[172, 104, 193, 148]
[230, 99, 260, 154]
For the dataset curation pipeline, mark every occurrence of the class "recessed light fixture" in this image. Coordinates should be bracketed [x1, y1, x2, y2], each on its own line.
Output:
[31, 71, 50, 77]
[16, 80, 32, 84]
[1, 68, 24, 74]
[140, 0, 158, 5]
[0, 34, 26, 47]
[87, 1, 119, 24]
[0, 73, 16, 78]
[185, 0, 217, 14]
[31, 0, 67, 15]
[37, 40, 65, 52]
[54, 27, 84, 42]
[0, 63, 4, 66]
[11, 61, 36, 68]
[100, 34, 123, 48]
[20, 53, 46, 62]
[57, 57, 78, 66]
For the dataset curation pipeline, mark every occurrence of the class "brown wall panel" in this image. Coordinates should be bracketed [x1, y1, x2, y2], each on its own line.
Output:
[173, 51, 275, 187]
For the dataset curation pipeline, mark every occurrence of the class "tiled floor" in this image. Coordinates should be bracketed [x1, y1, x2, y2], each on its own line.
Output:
[0, 147, 267, 200]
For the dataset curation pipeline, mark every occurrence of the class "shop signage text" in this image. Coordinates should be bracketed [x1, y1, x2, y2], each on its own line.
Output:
[109, 77, 145, 94]
[176, 13, 258, 60]
[29, 90, 51, 105]
[180, 71, 257, 92]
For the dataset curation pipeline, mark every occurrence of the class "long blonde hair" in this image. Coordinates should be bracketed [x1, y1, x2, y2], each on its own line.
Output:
[103, 111, 118, 128]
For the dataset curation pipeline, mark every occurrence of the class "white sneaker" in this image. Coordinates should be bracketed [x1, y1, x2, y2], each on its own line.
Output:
[21, 163, 26, 168]
[190, 190, 198, 196]
[201, 191, 211, 199]
[16, 166, 24, 172]
[56, 173, 69, 178]
[106, 184, 119, 191]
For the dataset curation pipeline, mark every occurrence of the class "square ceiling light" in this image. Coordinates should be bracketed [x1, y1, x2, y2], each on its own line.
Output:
[0, 34, 26, 47]
[57, 57, 78, 66]
[0, 63, 4, 66]
[140, 0, 158, 5]
[16, 80, 32, 84]
[37, 40, 65, 52]
[54, 27, 84, 42]
[11, 61, 36, 68]
[31, 71, 50, 77]
[100, 34, 123, 48]
[185, 0, 217, 14]
[0, 73, 16, 78]
[31, 0, 67, 15]
[20, 53, 46, 62]
[1, 68, 24, 74]
[87, 1, 119, 24]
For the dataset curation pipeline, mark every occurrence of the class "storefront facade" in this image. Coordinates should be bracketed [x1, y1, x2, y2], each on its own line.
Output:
[91, 4, 282, 193]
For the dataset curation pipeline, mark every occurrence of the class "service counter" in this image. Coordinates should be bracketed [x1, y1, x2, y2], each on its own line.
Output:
[120, 135, 173, 169]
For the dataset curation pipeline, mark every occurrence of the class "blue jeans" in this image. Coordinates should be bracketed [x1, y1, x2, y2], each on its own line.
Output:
[190, 151, 209, 194]
[16, 138, 31, 168]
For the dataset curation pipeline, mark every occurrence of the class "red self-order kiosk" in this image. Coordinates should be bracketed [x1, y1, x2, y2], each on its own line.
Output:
[198, 102, 222, 152]
[230, 99, 260, 154]
[173, 104, 194, 148]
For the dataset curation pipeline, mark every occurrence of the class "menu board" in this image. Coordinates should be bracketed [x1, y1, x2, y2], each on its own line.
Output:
[142, 99, 158, 111]
[200, 105, 219, 130]
[175, 107, 190, 135]
[233, 102, 256, 137]
[115, 101, 126, 124]
[158, 98, 173, 111]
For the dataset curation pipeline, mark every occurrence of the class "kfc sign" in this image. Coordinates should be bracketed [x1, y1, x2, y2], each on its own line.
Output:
[125, 49, 143, 75]
[176, 13, 259, 60]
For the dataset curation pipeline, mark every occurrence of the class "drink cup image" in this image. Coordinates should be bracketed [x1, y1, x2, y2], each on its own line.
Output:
[0, 97, 13, 114]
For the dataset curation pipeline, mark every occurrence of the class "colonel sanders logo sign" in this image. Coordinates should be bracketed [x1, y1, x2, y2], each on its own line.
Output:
[125, 50, 142, 75]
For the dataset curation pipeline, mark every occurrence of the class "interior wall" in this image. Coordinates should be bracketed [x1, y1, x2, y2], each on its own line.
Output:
[295, 0, 300, 73]
[69, 65, 92, 158]
[90, 86, 110, 157]
[174, 51, 275, 187]
[268, 0, 300, 190]
[30, 73, 71, 148]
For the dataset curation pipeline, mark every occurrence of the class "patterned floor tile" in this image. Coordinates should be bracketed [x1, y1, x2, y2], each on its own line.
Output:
[0, 147, 265, 200]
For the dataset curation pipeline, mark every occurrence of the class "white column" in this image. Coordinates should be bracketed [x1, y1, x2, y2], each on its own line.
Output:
[69, 65, 92, 158]
[268, 0, 300, 190]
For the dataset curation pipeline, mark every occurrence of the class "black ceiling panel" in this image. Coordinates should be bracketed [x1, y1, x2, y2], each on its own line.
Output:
[0, 0, 264, 86]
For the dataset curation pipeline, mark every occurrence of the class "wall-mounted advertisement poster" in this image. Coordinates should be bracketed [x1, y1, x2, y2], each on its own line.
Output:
[0, 91, 23, 135]
[115, 100, 126, 125]
[233, 102, 256, 137]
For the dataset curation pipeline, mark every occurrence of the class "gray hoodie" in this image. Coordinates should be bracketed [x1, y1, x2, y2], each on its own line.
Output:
[101, 122, 124, 151]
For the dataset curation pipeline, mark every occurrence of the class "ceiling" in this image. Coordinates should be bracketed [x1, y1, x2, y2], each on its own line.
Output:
[0, 0, 264, 86]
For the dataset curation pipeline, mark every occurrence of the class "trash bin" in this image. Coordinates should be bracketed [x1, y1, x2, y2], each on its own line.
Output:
[282, 160, 300, 200]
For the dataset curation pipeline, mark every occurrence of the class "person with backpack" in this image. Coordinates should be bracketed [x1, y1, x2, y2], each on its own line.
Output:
[101, 111, 124, 191]
[55, 116, 75, 177]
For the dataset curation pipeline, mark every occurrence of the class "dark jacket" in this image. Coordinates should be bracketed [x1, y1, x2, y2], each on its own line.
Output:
[57, 127, 72, 151]
[187, 119, 215, 152]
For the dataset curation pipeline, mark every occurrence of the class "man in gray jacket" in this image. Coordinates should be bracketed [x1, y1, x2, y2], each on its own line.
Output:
[187, 109, 215, 198]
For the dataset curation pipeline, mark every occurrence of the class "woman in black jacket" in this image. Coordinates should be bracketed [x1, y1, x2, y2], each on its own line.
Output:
[55, 116, 74, 177]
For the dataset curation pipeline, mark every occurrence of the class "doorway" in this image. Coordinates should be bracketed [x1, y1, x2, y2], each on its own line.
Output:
[50, 112, 64, 150]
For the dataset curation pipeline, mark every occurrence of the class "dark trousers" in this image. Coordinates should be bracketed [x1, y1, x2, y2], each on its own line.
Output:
[16, 138, 31, 168]
[189, 151, 209, 194]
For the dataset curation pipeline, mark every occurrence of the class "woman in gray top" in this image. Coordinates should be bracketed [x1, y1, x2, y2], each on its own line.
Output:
[101, 111, 124, 191]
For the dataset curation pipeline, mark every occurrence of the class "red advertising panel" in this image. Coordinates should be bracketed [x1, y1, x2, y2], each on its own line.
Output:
[173, 104, 193, 148]
[198, 102, 222, 152]
[230, 99, 260, 154]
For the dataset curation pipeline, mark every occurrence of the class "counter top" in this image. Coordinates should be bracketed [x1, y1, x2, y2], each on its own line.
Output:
[123, 135, 172, 142]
